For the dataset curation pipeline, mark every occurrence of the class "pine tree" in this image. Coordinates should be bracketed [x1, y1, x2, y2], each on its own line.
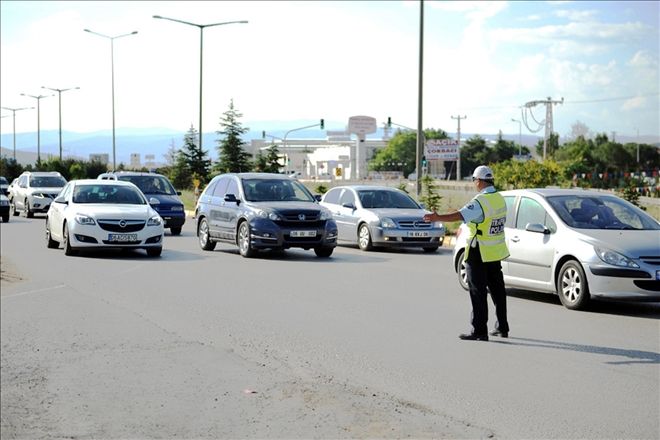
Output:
[180, 125, 211, 183]
[264, 144, 282, 173]
[215, 99, 252, 173]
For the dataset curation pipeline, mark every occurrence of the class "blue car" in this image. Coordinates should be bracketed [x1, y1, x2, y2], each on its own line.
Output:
[98, 172, 186, 235]
[195, 173, 338, 258]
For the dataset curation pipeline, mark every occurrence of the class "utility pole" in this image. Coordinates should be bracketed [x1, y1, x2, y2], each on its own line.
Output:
[415, 0, 424, 197]
[523, 96, 563, 161]
[451, 115, 466, 181]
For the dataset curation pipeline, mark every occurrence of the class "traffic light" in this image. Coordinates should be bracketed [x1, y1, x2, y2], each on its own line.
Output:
[422, 156, 427, 167]
[261, 130, 265, 139]
[387, 117, 392, 128]
[320, 119, 324, 129]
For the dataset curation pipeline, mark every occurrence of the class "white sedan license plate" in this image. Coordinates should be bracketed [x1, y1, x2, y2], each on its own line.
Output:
[408, 231, 429, 237]
[108, 233, 138, 242]
[290, 230, 316, 238]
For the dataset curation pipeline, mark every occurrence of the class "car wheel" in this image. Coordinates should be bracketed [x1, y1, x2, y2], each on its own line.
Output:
[237, 221, 257, 258]
[63, 223, 78, 256]
[456, 250, 469, 291]
[46, 219, 58, 248]
[24, 199, 33, 218]
[147, 247, 162, 257]
[2, 214, 8, 223]
[170, 226, 182, 236]
[358, 223, 373, 251]
[198, 218, 216, 251]
[557, 260, 590, 310]
[314, 246, 334, 258]
[10, 199, 18, 217]
[423, 246, 439, 253]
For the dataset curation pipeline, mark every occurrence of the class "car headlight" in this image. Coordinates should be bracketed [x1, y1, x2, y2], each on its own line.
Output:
[320, 209, 332, 220]
[594, 247, 639, 268]
[256, 209, 281, 221]
[147, 215, 162, 226]
[380, 217, 396, 228]
[433, 221, 443, 229]
[0, 199, 9, 207]
[32, 192, 47, 198]
[75, 214, 96, 225]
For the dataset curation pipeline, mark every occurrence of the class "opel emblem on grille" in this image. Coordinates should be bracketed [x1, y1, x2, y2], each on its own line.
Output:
[119, 219, 127, 228]
[298, 214, 306, 221]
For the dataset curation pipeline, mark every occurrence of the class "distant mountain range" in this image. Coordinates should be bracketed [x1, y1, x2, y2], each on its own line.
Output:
[2, 120, 658, 167]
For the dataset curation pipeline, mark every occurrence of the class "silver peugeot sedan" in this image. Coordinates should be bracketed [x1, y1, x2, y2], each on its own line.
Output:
[320, 185, 445, 252]
[452, 188, 660, 310]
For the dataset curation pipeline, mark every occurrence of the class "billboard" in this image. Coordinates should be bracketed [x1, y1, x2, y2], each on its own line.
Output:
[425, 139, 459, 160]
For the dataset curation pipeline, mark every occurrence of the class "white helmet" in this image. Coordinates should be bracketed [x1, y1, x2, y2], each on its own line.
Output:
[472, 165, 494, 180]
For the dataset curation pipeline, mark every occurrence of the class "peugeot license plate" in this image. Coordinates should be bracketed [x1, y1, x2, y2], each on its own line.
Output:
[290, 230, 316, 237]
[408, 231, 429, 237]
[108, 233, 138, 242]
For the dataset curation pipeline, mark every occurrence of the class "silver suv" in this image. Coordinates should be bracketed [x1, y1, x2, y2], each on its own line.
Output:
[10, 171, 67, 218]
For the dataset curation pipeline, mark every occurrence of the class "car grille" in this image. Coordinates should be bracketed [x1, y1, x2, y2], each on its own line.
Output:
[633, 280, 660, 292]
[639, 256, 660, 266]
[97, 219, 146, 232]
[275, 210, 324, 227]
[397, 220, 432, 229]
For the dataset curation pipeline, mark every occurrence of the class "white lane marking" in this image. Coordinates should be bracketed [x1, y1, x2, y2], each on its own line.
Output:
[1, 284, 67, 299]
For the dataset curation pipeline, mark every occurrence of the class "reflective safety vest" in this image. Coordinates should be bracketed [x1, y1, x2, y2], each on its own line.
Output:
[465, 191, 510, 262]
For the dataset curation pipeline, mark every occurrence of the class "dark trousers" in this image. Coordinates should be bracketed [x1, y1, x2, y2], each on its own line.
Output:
[465, 245, 509, 336]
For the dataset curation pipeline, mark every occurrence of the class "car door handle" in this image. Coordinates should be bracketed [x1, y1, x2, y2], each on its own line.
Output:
[510, 236, 520, 242]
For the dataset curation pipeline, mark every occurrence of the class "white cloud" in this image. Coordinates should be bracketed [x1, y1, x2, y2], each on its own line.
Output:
[622, 96, 646, 110]
[554, 9, 598, 22]
[628, 50, 656, 68]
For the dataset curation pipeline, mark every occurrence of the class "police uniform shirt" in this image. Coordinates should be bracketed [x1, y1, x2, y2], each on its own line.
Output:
[459, 185, 497, 248]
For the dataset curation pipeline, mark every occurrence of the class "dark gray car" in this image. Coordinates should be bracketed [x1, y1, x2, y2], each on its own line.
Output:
[194, 173, 338, 258]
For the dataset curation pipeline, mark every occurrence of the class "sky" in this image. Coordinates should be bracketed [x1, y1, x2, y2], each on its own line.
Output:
[1, 0, 659, 141]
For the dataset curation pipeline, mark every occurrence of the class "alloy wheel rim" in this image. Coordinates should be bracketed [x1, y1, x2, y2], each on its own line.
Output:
[561, 268, 581, 303]
[239, 224, 249, 253]
[359, 226, 369, 248]
[199, 221, 208, 246]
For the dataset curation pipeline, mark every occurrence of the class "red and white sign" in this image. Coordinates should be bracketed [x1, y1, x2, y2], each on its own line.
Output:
[425, 139, 459, 160]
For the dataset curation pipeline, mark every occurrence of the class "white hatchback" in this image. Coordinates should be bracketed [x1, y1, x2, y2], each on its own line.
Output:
[46, 179, 164, 257]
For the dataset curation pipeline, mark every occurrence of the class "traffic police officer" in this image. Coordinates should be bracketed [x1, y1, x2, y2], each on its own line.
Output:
[423, 165, 510, 341]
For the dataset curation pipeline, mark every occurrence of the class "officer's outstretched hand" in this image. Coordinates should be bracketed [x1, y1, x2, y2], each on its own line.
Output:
[423, 212, 436, 222]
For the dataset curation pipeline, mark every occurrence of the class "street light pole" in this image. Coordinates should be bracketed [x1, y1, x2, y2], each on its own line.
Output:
[153, 15, 248, 154]
[20, 93, 53, 165]
[42, 86, 80, 160]
[511, 118, 522, 156]
[1, 106, 33, 160]
[84, 29, 138, 171]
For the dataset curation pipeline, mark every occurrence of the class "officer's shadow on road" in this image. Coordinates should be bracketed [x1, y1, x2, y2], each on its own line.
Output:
[491, 336, 660, 365]
[79, 249, 205, 262]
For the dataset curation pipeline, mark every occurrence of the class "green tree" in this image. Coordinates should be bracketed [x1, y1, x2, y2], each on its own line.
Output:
[492, 160, 566, 190]
[370, 128, 448, 178]
[617, 179, 646, 210]
[0, 156, 24, 181]
[180, 125, 211, 183]
[264, 144, 282, 173]
[534, 133, 560, 159]
[215, 99, 252, 173]
[419, 174, 442, 212]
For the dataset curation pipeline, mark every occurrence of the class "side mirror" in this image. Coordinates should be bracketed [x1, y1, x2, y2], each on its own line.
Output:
[149, 197, 160, 205]
[314, 194, 322, 202]
[54, 196, 68, 204]
[526, 223, 550, 234]
[419, 202, 426, 209]
[342, 202, 356, 210]
[176, 191, 182, 196]
[224, 193, 239, 204]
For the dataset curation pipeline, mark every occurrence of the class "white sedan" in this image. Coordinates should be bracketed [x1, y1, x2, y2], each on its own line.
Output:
[46, 179, 164, 257]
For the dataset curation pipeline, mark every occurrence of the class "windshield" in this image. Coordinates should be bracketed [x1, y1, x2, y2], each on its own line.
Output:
[242, 178, 315, 202]
[547, 195, 660, 230]
[29, 175, 66, 188]
[117, 175, 177, 195]
[358, 190, 420, 209]
[73, 184, 147, 205]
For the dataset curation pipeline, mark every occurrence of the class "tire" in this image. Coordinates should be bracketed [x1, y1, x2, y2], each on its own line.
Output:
[557, 260, 590, 310]
[456, 250, 469, 291]
[237, 221, 257, 258]
[46, 219, 58, 248]
[314, 246, 334, 258]
[170, 226, 182, 236]
[423, 246, 439, 253]
[197, 218, 216, 251]
[24, 199, 34, 218]
[10, 199, 18, 217]
[63, 223, 78, 256]
[358, 223, 373, 251]
[147, 247, 162, 257]
[2, 214, 8, 223]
